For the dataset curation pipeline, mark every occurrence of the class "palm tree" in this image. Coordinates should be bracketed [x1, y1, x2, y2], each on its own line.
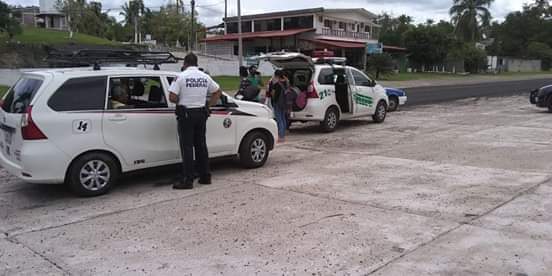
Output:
[120, 0, 145, 43]
[528, 0, 551, 16]
[449, 0, 494, 42]
[120, 0, 145, 27]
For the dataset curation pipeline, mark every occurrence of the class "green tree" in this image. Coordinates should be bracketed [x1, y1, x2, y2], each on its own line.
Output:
[449, 0, 494, 42]
[104, 16, 127, 42]
[141, 4, 205, 48]
[462, 44, 488, 73]
[366, 53, 394, 79]
[120, 0, 144, 42]
[491, 0, 552, 68]
[528, 41, 552, 70]
[377, 13, 413, 47]
[0, 1, 22, 39]
[404, 22, 460, 71]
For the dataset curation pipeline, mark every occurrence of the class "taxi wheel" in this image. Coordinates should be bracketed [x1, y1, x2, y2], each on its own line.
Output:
[321, 107, 339, 132]
[388, 96, 399, 112]
[239, 131, 270, 169]
[373, 101, 387, 123]
[67, 152, 119, 197]
[548, 98, 552, 113]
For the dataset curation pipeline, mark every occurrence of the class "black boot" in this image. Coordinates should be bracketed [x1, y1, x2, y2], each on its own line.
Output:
[199, 174, 211, 185]
[173, 178, 194, 190]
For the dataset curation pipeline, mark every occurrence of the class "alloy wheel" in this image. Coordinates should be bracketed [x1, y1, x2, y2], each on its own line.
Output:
[250, 138, 267, 163]
[79, 160, 111, 191]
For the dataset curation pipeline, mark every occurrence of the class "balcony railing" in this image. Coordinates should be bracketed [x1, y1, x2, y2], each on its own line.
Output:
[321, 28, 371, 40]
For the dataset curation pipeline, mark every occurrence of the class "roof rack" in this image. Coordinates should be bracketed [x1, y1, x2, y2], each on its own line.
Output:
[45, 49, 182, 70]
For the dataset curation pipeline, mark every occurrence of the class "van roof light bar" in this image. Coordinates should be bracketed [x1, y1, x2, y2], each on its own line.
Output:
[46, 49, 182, 70]
[313, 57, 347, 65]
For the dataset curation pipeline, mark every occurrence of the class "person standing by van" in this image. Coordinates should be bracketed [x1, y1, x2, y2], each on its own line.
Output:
[248, 65, 263, 102]
[169, 53, 222, 190]
[270, 70, 289, 143]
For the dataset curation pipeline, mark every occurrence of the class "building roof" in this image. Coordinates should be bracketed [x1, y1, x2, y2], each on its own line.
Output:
[323, 9, 377, 19]
[202, 28, 315, 42]
[303, 39, 365, 49]
[224, 7, 377, 22]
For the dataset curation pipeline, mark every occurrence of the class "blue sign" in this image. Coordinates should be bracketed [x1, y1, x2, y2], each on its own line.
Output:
[367, 43, 383, 54]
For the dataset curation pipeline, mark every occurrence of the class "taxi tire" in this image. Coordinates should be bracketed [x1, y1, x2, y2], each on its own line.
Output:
[373, 101, 387, 123]
[239, 131, 270, 169]
[67, 152, 119, 197]
[388, 96, 399, 112]
[548, 97, 552, 113]
[321, 107, 339, 132]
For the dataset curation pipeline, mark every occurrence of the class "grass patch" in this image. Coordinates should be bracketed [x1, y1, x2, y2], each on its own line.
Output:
[0, 85, 9, 98]
[377, 72, 469, 81]
[1, 27, 116, 46]
[213, 76, 271, 92]
[377, 71, 552, 82]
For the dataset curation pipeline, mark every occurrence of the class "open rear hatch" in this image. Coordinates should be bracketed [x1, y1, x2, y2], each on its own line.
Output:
[253, 52, 314, 70]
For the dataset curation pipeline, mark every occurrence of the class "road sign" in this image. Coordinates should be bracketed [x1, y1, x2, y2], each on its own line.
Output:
[366, 43, 383, 54]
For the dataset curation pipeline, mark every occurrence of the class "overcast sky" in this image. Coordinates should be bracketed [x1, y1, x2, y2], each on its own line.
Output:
[7, 0, 533, 26]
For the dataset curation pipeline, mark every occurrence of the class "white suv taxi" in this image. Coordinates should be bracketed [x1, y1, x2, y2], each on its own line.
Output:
[0, 68, 277, 196]
[258, 53, 389, 132]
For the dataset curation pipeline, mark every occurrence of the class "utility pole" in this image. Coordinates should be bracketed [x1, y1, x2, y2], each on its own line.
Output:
[224, 0, 227, 20]
[134, 14, 138, 44]
[176, 0, 179, 14]
[191, 0, 196, 51]
[238, 0, 243, 66]
[130, 0, 138, 44]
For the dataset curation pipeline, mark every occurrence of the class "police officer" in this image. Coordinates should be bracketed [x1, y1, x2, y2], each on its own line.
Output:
[169, 53, 222, 190]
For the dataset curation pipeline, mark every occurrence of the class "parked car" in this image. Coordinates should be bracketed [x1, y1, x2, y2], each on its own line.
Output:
[0, 68, 277, 196]
[385, 87, 407, 112]
[256, 52, 389, 132]
[530, 84, 552, 112]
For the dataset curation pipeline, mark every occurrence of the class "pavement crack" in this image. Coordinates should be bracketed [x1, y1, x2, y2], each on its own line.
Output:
[5, 236, 71, 275]
[464, 176, 552, 225]
[8, 183, 244, 238]
[366, 177, 552, 275]
[367, 222, 464, 275]
[248, 182, 459, 225]
[299, 213, 345, 228]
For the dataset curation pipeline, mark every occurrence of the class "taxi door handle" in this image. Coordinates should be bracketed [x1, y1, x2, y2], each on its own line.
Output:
[108, 114, 127, 122]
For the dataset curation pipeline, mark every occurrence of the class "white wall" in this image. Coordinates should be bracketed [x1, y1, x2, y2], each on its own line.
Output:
[504, 58, 541, 72]
[170, 53, 275, 76]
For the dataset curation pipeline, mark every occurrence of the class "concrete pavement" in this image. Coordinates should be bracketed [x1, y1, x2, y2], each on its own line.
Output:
[2, 95, 552, 275]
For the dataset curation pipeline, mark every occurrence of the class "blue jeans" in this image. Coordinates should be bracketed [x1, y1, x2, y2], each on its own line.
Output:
[273, 105, 287, 138]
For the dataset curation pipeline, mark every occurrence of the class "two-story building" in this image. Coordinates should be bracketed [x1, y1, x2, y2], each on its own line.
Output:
[200, 7, 382, 68]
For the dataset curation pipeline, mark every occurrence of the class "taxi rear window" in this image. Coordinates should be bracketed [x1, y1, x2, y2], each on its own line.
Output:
[1, 77, 44, 114]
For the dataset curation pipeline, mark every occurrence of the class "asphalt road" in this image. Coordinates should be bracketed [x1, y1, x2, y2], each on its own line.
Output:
[405, 78, 552, 106]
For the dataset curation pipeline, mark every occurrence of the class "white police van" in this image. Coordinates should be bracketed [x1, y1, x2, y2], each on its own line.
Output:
[0, 66, 277, 196]
[256, 52, 389, 132]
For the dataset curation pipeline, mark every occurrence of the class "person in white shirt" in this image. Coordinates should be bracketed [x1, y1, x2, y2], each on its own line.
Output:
[168, 53, 222, 190]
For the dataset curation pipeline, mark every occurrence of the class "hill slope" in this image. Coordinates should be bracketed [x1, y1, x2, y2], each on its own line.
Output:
[4, 27, 116, 45]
